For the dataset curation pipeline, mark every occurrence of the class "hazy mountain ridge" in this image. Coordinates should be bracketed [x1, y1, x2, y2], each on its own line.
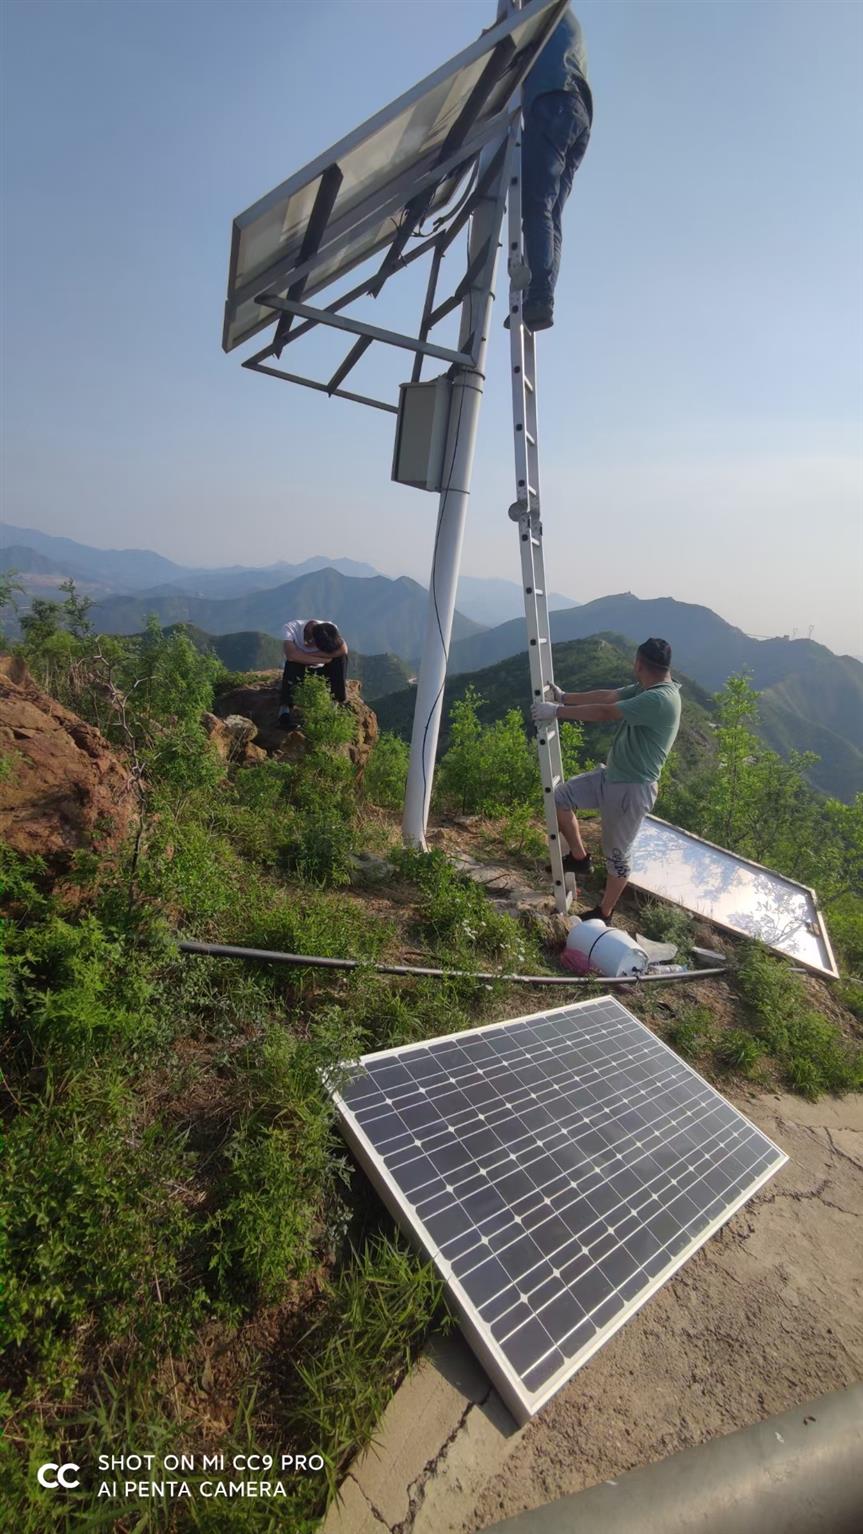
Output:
[86, 569, 483, 658]
[1, 525, 569, 630]
[1, 523, 192, 591]
[455, 575, 578, 627]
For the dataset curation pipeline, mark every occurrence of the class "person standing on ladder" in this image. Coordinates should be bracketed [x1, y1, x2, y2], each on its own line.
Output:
[531, 639, 681, 922]
[518, 5, 593, 332]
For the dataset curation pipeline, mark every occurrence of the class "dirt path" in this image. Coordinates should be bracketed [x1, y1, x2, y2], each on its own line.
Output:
[468, 1089, 863, 1532]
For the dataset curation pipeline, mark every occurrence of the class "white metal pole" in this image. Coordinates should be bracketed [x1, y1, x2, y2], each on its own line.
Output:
[402, 4, 513, 849]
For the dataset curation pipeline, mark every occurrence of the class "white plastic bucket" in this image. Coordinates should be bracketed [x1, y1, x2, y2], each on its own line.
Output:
[563, 920, 649, 978]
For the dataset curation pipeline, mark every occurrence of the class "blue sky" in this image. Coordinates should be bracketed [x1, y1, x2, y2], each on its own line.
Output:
[2, 0, 861, 655]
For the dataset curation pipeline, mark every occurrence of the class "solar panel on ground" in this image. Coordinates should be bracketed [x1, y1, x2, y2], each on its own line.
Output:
[332, 996, 787, 1422]
[222, 0, 567, 352]
[629, 816, 838, 979]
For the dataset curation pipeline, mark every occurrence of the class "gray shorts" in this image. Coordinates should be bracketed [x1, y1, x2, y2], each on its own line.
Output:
[554, 767, 658, 878]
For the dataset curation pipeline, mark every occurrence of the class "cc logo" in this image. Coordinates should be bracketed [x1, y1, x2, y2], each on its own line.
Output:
[37, 1463, 80, 1490]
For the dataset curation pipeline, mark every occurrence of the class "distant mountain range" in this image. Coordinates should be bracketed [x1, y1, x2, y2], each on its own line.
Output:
[0, 523, 378, 593]
[2, 526, 859, 800]
[86, 569, 483, 659]
[0, 525, 575, 629]
[455, 575, 578, 627]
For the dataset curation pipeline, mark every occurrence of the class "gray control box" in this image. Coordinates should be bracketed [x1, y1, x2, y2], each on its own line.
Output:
[391, 376, 452, 492]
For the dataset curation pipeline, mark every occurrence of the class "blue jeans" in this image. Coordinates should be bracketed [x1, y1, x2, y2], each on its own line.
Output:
[522, 90, 591, 311]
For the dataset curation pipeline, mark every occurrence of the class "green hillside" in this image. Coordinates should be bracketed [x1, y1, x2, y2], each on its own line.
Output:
[757, 696, 863, 802]
[163, 625, 284, 671]
[376, 634, 716, 778]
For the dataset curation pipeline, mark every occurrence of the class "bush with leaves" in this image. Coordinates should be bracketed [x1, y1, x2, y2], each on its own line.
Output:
[735, 942, 862, 1097]
[396, 845, 538, 971]
[0, 1078, 202, 1381]
[365, 731, 409, 810]
[436, 687, 535, 814]
[208, 1021, 361, 1305]
[637, 899, 696, 962]
[666, 1004, 715, 1059]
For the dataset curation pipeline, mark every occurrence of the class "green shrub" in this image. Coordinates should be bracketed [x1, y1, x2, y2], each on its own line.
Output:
[436, 687, 537, 814]
[637, 899, 696, 961]
[280, 803, 356, 887]
[209, 1022, 359, 1304]
[667, 1004, 714, 1058]
[837, 977, 863, 1021]
[2, 910, 166, 1073]
[396, 846, 536, 970]
[365, 731, 409, 810]
[293, 671, 357, 753]
[714, 1028, 761, 1075]
[735, 942, 862, 1096]
[0, 1081, 202, 1376]
[292, 1235, 447, 1497]
[496, 802, 548, 861]
[237, 882, 392, 961]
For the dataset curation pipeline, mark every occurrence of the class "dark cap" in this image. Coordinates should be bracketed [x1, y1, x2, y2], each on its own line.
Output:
[637, 637, 672, 669]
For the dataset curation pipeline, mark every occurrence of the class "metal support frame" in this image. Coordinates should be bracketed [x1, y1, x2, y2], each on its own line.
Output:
[241, 361, 398, 415]
[254, 295, 476, 370]
[273, 162, 344, 356]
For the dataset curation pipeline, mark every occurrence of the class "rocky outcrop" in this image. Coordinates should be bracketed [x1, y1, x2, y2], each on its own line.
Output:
[213, 676, 378, 779]
[0, 655, 137, 868]
[202, 712, 267, 766]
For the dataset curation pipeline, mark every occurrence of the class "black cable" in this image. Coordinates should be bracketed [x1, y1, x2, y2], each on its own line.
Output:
[423, 163, 479, 237]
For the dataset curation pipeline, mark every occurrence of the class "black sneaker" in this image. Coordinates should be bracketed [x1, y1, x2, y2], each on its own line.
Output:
[579, 905, 613, 924]
[562, 852, 592, 876]
[276, 709, 301, 732]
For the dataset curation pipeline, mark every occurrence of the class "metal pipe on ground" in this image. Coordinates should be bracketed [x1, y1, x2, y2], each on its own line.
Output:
[178, 940, 727, 988]
[482, 1384, 863, 1534]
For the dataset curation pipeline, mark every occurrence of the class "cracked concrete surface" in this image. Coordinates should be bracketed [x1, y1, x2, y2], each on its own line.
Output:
[323, 1092, 863, 1534]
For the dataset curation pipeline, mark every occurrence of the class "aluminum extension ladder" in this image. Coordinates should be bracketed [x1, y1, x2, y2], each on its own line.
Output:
[505, 126, 573, 916]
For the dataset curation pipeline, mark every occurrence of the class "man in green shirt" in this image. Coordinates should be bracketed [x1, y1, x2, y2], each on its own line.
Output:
[531, 638, 681, 922]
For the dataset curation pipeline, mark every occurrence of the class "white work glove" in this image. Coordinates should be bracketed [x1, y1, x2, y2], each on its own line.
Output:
[548, 682, 565, 704]
[531, 701, 559, 722]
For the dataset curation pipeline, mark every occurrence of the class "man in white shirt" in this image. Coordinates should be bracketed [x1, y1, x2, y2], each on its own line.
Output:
[278, 619, 348, 729]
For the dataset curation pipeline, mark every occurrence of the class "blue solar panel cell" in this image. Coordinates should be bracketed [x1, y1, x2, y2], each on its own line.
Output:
[333, 995, 787, 1421]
